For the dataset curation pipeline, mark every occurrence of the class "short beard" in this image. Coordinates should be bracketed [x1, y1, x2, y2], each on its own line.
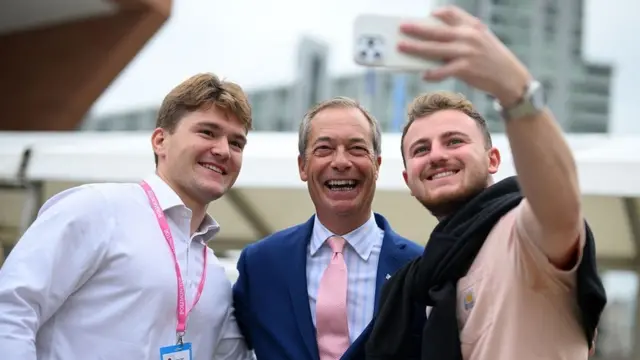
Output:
[419, 177, 488, 220]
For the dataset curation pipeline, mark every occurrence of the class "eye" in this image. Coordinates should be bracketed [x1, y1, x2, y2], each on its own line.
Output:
[200, 129, 214, 137]
[413, 145, 428, 156]
[448, 138, 464, 146]
[313, 145, 332, 155]
[230, 140, 244, 149]
[350, 146, 369, 155]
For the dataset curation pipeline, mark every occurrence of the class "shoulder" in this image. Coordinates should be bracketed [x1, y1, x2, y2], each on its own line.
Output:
[37, 182, 142, 224]
[238, 222, 310, 264]
[244, 222, 308, 253]
[38, 184, 109, 218]
[88, 182, 146, 208]
[394, 234, 424, 255]
[387, 232, 423, 262]
[375, 213, 423, 256]
[25, 184, 131, 250]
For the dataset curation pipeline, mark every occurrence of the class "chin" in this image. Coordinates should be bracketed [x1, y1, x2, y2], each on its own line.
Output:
[420, 196, 462, 218]
[209, 187, 227, 200]
[326, 200, 360, 215]
[197, 181, 227, 200]
[420, 186, 483, 217]
[427, 186, 461, 200]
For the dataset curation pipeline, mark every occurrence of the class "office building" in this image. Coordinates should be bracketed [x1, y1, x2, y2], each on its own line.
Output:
[83, 0, 613, 134]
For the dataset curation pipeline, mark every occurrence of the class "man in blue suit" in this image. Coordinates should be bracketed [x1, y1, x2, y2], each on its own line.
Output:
[233, 97, 423, 360]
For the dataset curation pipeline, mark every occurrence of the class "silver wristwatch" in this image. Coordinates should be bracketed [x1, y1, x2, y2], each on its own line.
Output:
[493, 80, 546, 121]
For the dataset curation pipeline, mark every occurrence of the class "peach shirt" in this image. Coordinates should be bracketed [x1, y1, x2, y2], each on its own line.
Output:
[429, 201, 589, 360]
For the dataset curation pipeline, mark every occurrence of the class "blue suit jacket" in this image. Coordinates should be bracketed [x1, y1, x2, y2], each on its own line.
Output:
[232, 213, 423, 360]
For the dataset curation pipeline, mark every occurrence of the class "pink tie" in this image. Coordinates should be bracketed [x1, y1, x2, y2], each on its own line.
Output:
[316, 236, 350, 360]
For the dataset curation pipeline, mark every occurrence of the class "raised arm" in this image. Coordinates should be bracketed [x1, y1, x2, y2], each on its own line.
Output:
[398, 6, 582, 265]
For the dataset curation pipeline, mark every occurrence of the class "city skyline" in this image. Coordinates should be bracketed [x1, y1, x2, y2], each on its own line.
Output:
[89, 0, 640, 133]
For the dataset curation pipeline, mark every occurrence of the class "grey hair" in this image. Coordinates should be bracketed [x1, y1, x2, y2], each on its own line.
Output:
[297, 96, 382, 159]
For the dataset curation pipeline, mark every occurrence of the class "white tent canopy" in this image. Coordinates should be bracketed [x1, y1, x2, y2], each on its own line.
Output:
[1, 131, 639, 268]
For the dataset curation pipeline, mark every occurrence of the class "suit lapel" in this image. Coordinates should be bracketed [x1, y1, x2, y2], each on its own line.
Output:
[287, 216, 319, 360]
[374, 237, 406, 314]
[373, 214, 406, 314]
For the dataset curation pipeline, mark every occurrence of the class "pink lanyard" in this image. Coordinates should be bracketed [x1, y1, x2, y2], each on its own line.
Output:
[140, 181, 208, 345]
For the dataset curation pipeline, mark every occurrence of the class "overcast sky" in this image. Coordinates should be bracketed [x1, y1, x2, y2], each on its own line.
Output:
[90, 0, 640, 134]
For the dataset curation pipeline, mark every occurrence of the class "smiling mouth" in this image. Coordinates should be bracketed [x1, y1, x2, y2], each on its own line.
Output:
[198, 162, 226, 175]
[428, 170, 459, 180]
[324, 179, 359, 191]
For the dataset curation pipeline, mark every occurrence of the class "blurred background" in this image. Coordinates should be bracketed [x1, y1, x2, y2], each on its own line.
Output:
[1, 0, 639, 358]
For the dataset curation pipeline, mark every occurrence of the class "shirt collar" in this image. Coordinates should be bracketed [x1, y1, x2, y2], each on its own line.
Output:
[309, 213, 379, 260]
[142, 173, 221, 242]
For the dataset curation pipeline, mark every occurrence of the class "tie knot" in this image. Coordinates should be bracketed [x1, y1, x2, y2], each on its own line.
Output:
[327, 236, 345, 253]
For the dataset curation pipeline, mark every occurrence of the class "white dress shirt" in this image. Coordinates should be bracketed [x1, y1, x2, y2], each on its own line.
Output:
[0, 174, 253, 360]
[306, 214, 383, 342]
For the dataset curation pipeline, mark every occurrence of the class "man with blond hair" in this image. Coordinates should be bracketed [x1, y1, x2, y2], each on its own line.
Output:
[365, 5, 606, 360]
[0, 73, 254, 360]
[233, 96, 423, 360]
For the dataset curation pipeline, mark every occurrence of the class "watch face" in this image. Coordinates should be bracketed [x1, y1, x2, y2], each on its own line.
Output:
[492, 80, 546, 120]
[530, 81, 546, 109]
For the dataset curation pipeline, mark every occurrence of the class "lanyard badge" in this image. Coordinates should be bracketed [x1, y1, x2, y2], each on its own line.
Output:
[140, 181, 207, 359]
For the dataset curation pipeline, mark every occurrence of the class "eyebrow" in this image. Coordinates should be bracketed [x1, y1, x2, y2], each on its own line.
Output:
[408, 131, 470, 151]
[408, 137, 430, 151]
[195, 121, 221, 131]
[312, 136, 367, 146]
[195, 121, 247, 144]
[440, 131, 469, 140]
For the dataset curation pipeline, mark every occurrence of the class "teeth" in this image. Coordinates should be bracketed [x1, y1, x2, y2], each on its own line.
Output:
[327, 180, 356, 186]
[432, 171, 456, 180]
[326, 179, 357, 191]
[201, 163, 223, 174]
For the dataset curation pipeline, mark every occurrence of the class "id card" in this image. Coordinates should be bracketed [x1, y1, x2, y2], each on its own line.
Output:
[160, 342, 192, 360]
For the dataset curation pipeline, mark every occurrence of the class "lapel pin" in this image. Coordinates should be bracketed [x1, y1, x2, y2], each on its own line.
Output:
[385, 274, 391, 280]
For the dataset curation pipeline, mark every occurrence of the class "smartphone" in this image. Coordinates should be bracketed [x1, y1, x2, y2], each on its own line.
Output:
[352, 14, 443, 71]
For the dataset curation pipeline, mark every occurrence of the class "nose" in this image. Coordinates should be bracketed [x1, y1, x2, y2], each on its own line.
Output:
[210, 137, 231, 160]
[427, 142, 450, 166]
[331, 148, 352, 172]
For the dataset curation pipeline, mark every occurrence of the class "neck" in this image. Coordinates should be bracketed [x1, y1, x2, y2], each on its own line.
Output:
[432, 177, 495, 222]
[316, 208, 371, 236]
[155, 170, 207, 235]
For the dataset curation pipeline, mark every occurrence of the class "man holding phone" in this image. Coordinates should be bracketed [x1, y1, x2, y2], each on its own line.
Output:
[362, 5, 606, 360]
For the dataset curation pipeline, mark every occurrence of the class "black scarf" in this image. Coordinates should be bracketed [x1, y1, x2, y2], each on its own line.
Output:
[364, 176, 607, 360]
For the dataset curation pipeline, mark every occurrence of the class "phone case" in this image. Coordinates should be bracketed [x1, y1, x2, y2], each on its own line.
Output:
[353, 14, 443, 71]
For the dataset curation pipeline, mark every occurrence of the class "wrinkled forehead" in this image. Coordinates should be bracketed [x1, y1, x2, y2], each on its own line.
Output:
[310, 107, 373, 145]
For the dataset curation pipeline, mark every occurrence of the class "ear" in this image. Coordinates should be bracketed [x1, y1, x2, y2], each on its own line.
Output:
[298, 155, 308, 182]
[374, 155, 382, 180]
[151, 128, 168, 163]
[487, 147, 501, 174]
[402, 169, 415, 197]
